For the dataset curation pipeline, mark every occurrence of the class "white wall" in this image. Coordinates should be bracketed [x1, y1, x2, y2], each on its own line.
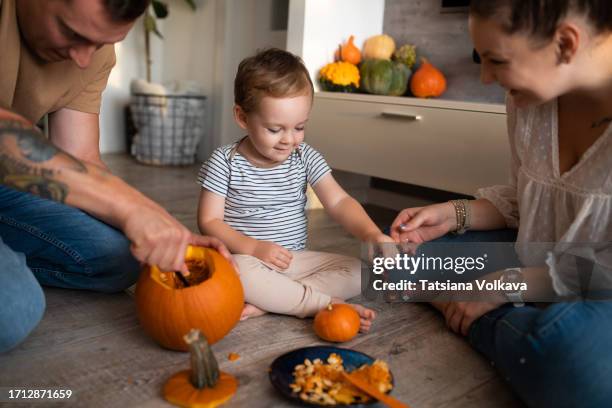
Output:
[287, 0, 385, 90]
[99, 0, 287, 157]
[211, 0, 289, 151]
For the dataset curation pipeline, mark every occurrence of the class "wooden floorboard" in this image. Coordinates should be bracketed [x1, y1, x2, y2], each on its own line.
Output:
[0, 154, 524, 407]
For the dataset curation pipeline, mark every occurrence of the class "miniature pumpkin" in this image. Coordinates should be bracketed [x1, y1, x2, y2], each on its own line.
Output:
[164, 329, 238, 408]
[341, 35, 362, 65]
[319, 61, 360, 93]
[313, 304, 360, 342]
[362, 34, 396, 60]
[393, 44, 417, 70]
[410, 58, 447, 98]
[360, 59, 411, 96]
[135, 246, 244, 351]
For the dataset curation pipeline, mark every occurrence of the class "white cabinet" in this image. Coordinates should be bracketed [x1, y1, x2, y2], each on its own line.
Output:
[307, 92, 510, 195]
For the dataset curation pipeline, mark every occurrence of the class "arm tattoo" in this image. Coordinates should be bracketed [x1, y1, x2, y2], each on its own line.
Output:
[0, 124, 87, 203]
[18, 135, 58, 162]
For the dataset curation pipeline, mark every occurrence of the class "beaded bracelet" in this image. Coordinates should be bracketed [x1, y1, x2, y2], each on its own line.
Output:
[450, 199, 471, 234]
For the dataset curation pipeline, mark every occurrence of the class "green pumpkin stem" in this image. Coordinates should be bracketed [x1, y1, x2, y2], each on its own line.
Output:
[184, 329, 220, 389]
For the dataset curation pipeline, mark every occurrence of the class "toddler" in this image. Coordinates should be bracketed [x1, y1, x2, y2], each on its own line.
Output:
[197, 48, 394, 330]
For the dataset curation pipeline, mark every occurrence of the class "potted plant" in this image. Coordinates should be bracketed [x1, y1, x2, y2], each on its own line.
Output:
[143, 0, 196, 82]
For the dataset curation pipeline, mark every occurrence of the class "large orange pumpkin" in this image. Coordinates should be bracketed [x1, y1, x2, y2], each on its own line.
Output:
[410, 58, 447, 98]
[135, 246, 244, 351]
[313, 304, 360, 343]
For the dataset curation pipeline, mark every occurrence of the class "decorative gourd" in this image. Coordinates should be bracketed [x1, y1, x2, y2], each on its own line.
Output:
[393, 44, 417, 70]
[164, 329, 238, 408]
[313, 304, 360, 342]
[135, 246, 244, 351]
[319, 61, 360, 93]
[362, 34, 396, 60]
[341, 35, 362, 65]
[360, 59, 411, 96]
[410, 58, 447, 98]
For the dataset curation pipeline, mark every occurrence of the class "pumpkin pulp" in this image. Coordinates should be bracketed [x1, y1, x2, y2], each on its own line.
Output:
[154, 256, 212, 289]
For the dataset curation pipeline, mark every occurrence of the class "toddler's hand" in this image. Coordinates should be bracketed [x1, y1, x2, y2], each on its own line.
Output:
[364, 233, 399, 261]
[253, 241, 293, 270]
[390, 203, 456, 244]
[367, 233, 396, 245]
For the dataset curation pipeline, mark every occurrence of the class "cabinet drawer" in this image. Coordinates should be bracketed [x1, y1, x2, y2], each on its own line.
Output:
[307, 96, 510, 195]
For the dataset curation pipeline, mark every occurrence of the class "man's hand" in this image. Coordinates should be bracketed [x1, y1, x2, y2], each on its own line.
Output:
[253, 241, 293, 270]
[121, 203, 232, 276]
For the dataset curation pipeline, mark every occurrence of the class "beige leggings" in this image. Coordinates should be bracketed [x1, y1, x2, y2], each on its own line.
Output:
[233, 251, 362, 318]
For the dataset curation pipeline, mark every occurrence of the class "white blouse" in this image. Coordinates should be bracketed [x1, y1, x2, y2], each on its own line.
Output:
[476, 96, 612, 296]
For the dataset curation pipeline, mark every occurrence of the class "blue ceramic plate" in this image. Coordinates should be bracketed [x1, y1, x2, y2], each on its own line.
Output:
[269, 345, 394, 407]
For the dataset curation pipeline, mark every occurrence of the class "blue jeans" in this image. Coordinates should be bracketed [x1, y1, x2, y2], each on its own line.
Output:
[440, 230, 612, 408]
[0, 186, 140, 352]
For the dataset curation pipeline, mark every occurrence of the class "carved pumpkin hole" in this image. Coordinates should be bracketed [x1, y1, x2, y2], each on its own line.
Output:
[172, 259, 211, 289]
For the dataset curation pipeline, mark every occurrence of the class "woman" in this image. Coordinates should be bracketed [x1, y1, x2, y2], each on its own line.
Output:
[391, 1, 612, 407]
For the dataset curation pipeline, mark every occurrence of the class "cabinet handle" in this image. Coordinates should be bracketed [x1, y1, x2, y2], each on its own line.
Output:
[379, 111, 422, 121]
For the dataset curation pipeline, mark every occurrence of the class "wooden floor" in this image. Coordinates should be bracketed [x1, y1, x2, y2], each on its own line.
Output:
[0, 154, 524, 407]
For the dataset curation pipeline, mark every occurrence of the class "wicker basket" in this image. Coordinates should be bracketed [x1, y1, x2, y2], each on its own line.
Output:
[129, 93, 206, 165]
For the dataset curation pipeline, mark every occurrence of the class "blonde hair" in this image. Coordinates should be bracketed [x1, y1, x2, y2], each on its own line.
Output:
[234, 48, 314, 113]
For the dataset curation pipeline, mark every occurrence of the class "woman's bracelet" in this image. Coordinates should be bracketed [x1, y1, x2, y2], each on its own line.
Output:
[450, 199, 471, 234]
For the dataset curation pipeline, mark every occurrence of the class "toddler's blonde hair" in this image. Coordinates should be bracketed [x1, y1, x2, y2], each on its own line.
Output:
[234, 48, 314, 113]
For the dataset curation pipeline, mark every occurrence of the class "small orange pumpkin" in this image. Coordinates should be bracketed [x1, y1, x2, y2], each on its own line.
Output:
[313, 304, 360, 343]
[135, 246, 244, 351]
[410, 58, 447, 98]
[341, 35, 362, 65]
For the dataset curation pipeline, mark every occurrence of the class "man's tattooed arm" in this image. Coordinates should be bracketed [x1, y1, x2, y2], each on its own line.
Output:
[0, 121, 87, 203]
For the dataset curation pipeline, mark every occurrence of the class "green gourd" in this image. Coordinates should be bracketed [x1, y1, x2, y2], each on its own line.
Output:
[360, 59, 411, 96]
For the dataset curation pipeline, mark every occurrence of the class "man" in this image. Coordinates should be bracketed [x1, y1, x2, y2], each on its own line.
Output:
[0, 0, 230, 352]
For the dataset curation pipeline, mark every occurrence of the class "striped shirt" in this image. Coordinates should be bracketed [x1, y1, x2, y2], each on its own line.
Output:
[198, 141, 331, 250]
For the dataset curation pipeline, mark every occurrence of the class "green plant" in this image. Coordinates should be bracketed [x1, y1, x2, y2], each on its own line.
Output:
[144, 0, 196, 82]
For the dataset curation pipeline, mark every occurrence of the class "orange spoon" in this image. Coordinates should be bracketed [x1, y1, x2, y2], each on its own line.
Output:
[340, 371, 411, 408]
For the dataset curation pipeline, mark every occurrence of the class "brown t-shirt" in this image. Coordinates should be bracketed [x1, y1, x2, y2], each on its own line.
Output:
[0, 0, 116, 123]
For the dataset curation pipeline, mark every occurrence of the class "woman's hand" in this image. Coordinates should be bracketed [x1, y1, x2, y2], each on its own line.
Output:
[390, 202, 456, 243]
[440, 300, 506, 336]
[253, 241, 293, 270]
